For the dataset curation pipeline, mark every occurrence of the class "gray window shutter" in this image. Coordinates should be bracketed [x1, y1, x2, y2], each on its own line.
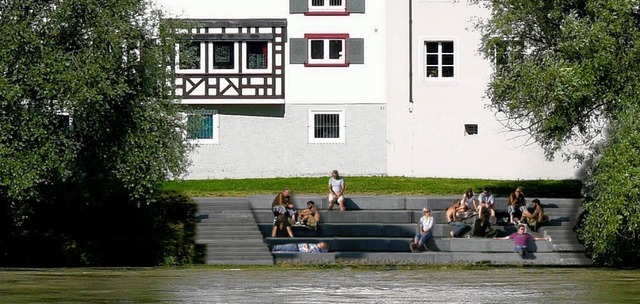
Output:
[347, 0, 366, 13]
[347, 38, 364, 64]
[290, 38, 308, 64]
[290, 0, 308, 14]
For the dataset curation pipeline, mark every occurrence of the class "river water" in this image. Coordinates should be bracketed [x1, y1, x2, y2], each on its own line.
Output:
[1, 267, 638, 303]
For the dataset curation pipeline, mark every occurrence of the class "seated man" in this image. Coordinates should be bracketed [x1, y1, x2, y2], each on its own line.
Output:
[298, 200, 320, 230]
[493, 224, 550, 258]
[272, 242, 329, 253]
[477, 187, 497, 225]
[521, 199, 550, 232]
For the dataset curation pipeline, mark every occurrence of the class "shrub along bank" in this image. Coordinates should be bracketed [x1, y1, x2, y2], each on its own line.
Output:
[0, 190, 200, 267]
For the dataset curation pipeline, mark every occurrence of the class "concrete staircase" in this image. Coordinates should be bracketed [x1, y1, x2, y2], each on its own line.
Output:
[247, 195, 593, 266]
[194, 197, 273, 265]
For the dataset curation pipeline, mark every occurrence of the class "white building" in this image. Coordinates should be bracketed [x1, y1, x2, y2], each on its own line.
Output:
[157, 0, 579, 180]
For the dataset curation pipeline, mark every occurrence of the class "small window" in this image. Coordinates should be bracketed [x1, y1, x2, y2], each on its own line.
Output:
[425, 41, 455, 78]
[213, 42, 235, 70]
[186, 110, 219, 144]
[465, 124, 478, 135]
[246, 41, 268, 69]
[308, 109, 346, 144]
[177, 41, 204, 71]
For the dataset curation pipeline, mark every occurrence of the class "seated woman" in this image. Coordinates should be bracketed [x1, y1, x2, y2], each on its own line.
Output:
[522, 199, 549, 231]
[507, 186, 527, 225]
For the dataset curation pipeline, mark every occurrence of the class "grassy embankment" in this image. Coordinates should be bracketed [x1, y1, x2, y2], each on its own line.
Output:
[163, 177, 582, 198]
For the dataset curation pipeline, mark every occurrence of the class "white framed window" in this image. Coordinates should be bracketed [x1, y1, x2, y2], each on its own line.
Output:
[243, 41, 271, 73]
[308, 109, 345, 144]
[308, 0, 345, 12]
[175, 41, 205, 73]
[208, 41, 239, 73]
[425, 41, 455, 79]
[305, 34, 348, 66]
[186, 109, 219, 144]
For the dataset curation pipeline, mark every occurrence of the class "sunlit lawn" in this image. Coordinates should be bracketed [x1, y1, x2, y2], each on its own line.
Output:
[163, 177, 582, 198]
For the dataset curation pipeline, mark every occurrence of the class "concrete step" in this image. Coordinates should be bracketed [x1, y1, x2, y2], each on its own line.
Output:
[264, 237, 554, 253]
[257, 223, 544, 238]
[246, 195, 583, 211]
[272, 251, 592, 266]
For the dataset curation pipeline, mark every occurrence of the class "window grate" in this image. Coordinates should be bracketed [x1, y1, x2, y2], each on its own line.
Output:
[314, 113, 340, 138]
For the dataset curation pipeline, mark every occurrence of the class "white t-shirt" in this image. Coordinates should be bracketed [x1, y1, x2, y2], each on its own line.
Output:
[329, 177, 344, 193]
[478, 192, 495, 205]
[419, 216, 434, 232]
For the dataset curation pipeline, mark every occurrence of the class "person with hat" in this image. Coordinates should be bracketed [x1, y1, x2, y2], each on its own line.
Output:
[493, 223, 550, 258]
[410, 208, 434, 252]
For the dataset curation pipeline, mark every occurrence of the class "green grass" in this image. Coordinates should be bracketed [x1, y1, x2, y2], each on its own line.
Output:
[162, 177, 583, 198]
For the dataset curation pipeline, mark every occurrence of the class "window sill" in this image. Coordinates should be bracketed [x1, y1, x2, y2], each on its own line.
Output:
[304, 11, 350, 16]
[304, 63, 350, 67]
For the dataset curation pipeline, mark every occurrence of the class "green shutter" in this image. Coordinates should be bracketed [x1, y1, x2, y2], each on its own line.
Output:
[290, 38, 308, 64]
[347, 38, 364, 64]
[290, 0, 308, 14]
[347, 0, 366, 13]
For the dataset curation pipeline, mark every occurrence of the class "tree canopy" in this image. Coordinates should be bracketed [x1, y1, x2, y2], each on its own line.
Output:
[474, 0, 640, 266]
[0, 0, 188, 221]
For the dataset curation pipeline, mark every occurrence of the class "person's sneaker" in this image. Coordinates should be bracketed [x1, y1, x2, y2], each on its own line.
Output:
[409, 243, 416, 253]
[521, 248, 528, 258]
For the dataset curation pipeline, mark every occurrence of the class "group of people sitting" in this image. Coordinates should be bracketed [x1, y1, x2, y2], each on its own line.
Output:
[270, 169, 347, 238]
[410, 186, 551, 255]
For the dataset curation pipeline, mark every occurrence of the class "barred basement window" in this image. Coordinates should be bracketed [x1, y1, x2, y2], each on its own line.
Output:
[465, 124, 478, 135]
[308, 109, 346, 143]
[315, 113, 340, 138]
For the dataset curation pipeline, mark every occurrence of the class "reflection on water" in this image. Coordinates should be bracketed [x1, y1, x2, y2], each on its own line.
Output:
[0, 267, 639, 303]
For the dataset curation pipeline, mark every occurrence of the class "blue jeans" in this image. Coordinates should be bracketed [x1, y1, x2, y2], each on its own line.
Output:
[515, 245, 528, 253]
[414, 231, 433, 246]
[448, 221, 470, 238]
[272, 243, 299, 252]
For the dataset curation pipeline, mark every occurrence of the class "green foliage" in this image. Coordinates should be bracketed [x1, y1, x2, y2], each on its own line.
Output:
[0, 0, 193, 265]
[0, 190, 198, 267]
[474, 0, 640, 267]
[474, 0, 640, 161]
[577, 104, 640, 267]
[163, 177, 582, 198]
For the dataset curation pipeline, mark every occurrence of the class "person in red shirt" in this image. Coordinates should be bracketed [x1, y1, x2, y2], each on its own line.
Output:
[493, 224, 550, 257]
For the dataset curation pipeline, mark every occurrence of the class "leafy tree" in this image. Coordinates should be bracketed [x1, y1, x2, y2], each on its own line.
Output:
[473, 0, 640, 266]
[0, 0, 191, 264]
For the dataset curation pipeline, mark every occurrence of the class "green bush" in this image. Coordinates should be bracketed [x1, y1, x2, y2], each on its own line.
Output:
[0, 190, 198, 267]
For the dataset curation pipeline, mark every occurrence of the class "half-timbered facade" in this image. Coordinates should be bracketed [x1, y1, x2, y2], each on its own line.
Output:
[157, 0, 580, 180]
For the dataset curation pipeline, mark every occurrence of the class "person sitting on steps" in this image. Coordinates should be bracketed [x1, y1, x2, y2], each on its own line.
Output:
[521, 199, 549, 232]
[298, 200, 321, 231]
[410, 208, 434, 252]
[327, 170, 346, 211]
[507, 186, 527, 225]
[493, 223, 550, 258]
[477, 187, 497, 225]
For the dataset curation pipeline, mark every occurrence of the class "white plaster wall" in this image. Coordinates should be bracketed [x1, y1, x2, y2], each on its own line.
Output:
[286, 1, 387, 104]
[155, 0, 289, 19]
[386, 1, 580, 179]
[185, 104, 387, 179]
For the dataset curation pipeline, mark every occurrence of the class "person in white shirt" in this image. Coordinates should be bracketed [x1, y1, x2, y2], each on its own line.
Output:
[410, 208, 434, 252]
[477, 187, 497, 225]
[327, 170, 346, 211]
